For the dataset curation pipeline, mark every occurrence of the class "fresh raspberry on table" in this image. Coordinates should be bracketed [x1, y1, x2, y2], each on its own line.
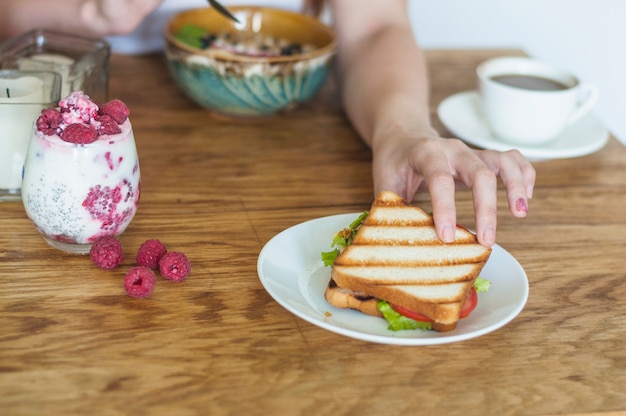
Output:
[123, 266, 157, 298]
[136, 239, 167, 269]
[36, 109, 64, 136]
[89, 236, 124, 270]
[100, 99, 130, 124]
[159, 252, 191, 282]
[60, 123, 98, 144]
[94, 114, 122, 135]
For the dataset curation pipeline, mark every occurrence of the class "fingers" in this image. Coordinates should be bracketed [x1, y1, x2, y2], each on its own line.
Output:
[469, 167, 498, 246]
[427, 167, 458, 243]
[411, 142, 534, 247]
[371, 136, 536, 248]
[450, 144, 499, 246]
[478, 149, 536, 218]
[410, 139, 459, 243]
[90, 0, 163, 35]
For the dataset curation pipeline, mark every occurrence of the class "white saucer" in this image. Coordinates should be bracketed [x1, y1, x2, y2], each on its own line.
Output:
[437, 91, 609, 161]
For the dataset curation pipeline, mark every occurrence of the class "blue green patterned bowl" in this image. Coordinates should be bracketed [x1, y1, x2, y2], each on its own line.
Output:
[164, 7, 336, 117]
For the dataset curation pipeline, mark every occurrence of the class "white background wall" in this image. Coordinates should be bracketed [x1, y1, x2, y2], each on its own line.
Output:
[408, 0, 625, 144]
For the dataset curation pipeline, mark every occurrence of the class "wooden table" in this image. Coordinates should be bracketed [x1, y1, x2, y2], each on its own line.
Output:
[1, 49, 625, 416]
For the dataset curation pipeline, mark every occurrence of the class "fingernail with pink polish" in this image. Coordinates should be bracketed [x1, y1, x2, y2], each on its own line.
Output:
[516, 198, 528, 214]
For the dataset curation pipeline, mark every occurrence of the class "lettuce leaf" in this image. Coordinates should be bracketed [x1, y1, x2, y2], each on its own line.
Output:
[474, 276, 491, 293]
[321, 211, 368, 267]
[377, 300, 432, 331]
[378, 278, 492, 332]
[174, 24, 206, 49]
[320, 249, 340, 267]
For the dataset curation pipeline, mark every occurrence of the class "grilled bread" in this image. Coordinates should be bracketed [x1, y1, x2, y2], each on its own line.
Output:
[324, 191, 492, 332]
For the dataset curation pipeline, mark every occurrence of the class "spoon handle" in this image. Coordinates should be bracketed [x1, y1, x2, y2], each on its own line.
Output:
[207, 0, 241, 23]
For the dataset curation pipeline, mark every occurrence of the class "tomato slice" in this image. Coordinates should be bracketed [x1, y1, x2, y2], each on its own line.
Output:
[459, 287, 478, 318]
[390, 304, 434, 323]
[392, 287, 479, 322]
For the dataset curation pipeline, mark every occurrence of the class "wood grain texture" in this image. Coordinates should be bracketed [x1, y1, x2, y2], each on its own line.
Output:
[1, 49, 625, 416]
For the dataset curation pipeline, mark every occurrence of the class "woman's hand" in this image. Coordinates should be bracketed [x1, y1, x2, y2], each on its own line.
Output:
[372, 129, 536, 247]
[81, 0, 164, 35]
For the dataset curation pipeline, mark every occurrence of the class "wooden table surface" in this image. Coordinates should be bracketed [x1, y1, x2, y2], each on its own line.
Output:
[1, 49, 625, 416]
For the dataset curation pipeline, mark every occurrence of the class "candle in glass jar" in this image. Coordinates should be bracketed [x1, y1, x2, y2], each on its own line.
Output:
[18, 53, 77, 98]
[0, 76, 45, 192]
[0, 29, 111, 104]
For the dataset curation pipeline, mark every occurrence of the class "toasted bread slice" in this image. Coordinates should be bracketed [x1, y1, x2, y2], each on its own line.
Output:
[352, 225, 478, 245]
[325, 191, 492, 332]
[331, 264, 481, 285]
[323, 280, 461, 332]
[324, 279, 382, 318]
[334, 244, 490, 267]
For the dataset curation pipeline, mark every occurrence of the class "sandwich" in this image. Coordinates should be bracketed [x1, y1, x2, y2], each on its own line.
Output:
[322, 191, 492, 332]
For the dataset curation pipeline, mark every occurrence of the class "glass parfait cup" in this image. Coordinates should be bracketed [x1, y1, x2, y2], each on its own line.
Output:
[21, 92, 141, 254]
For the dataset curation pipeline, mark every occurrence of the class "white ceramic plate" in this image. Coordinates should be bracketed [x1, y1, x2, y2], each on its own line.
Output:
[437, 90, 609, 161]
[257, 213, 529, 345]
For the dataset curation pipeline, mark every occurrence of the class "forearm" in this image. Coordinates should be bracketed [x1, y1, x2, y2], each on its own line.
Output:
[0, 1, 80, 39]
[0, 0, 161, 40]
[332, 1, 436, 152]
[329, 0, 534, 245]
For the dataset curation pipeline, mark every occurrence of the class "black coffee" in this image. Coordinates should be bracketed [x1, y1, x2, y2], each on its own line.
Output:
[490, 74, 569, 91]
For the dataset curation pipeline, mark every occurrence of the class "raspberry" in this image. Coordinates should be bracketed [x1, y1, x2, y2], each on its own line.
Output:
[101, 99, 130, 124]
[136, 239, 167, 269]
[60, 123, 98, 144]
[36, 109, 64, 135]
[89, 236, 124, 270]
[159, 252, 191, 282]
[59, 91, 99, 124]
[123, 266, 156, 298]
[94, 114, 122, 135]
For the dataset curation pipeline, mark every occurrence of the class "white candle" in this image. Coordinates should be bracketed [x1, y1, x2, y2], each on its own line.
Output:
[0, 76, 46, 192]
[18, 53, 77, 98]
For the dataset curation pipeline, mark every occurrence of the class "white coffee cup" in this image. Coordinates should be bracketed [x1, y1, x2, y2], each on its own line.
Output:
[477, 56, 598, 146]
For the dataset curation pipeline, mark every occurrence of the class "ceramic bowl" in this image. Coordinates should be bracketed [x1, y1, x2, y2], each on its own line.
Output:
[164, 7, 336, 116]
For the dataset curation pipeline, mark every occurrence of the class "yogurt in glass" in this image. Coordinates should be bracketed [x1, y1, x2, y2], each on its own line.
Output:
[22, 91, 141, 254]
